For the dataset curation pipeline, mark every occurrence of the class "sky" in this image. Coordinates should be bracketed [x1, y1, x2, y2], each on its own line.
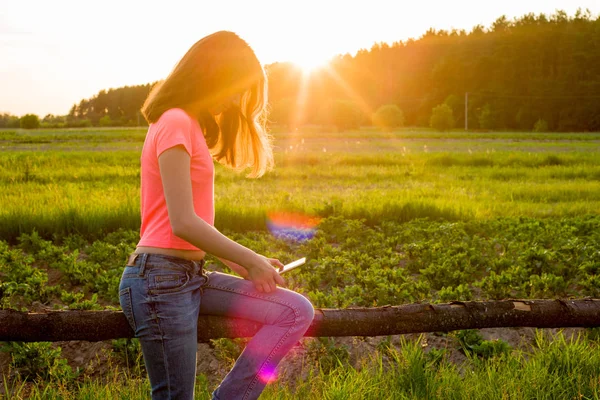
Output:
[1, 0, 599, 117]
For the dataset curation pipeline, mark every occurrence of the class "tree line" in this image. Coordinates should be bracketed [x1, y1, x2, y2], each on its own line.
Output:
[2, 9, 599, 132]
[0, 84, 153, 129]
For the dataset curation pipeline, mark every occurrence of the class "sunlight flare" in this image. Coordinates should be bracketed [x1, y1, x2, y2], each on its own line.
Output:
[290, 55, 331, 75]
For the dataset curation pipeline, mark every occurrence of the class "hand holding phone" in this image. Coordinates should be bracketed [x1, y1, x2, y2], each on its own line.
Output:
[279, 257, 306, 274]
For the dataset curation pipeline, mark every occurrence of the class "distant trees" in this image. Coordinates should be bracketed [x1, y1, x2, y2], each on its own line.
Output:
[265, 9, 600, 132]
[99, 115, 113, 127]
[533, 119, 549, 132]
[268, 98, 295, 127]
[20, 114, 40, 129]
[41, 114, 66, 128]
[478, 104, 495, 130]
[430, 104, 454, 131]
[372, 104, 404, 131]
[9, 10, 600, 132]
[326, 100, 363, 131]
[66, 84, 152, 127]
[0, 114, 20, 128]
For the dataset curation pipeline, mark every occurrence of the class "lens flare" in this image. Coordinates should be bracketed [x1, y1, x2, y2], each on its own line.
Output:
[266, 211, 321, 242]
[258, 365, 278, 384]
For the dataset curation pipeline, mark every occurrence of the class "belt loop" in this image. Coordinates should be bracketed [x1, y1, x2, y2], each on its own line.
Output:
[138, 253, 149, 277]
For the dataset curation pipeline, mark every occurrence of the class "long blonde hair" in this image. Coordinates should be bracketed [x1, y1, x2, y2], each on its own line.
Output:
[141, 31, 273, 177]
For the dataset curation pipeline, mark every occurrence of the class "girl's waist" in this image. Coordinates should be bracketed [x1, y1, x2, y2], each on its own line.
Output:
[134, 246, 206, 261]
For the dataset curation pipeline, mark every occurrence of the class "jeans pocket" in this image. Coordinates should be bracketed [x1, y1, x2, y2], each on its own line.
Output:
[148, 270, 190, 295]
[119, 287, 137, 332]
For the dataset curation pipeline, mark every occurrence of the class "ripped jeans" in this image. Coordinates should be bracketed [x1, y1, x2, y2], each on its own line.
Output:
[118, 253, 315, 400]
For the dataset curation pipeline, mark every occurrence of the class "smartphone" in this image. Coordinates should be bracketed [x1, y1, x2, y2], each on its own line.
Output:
[279, 257, 306, 274]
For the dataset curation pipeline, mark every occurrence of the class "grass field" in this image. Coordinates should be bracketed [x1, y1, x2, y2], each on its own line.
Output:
[1, 126, 600, 399]
[1, 127, 599, 241]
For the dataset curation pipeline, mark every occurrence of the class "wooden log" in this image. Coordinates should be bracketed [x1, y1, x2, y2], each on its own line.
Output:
[1, 298, 600, 342]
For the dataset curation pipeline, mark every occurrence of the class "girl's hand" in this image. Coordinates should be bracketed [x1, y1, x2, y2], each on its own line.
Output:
[246, 255, 286, 293]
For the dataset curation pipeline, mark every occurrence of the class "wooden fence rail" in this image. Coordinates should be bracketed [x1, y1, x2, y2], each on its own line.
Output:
[2, 299, 600, 342]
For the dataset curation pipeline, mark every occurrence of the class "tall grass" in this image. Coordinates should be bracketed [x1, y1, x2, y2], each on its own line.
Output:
[1, 132, 599, 241]
[4, 330, 600, 399]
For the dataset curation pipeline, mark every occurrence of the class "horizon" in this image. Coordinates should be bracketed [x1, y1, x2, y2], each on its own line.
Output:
[1, 0, 599, 117]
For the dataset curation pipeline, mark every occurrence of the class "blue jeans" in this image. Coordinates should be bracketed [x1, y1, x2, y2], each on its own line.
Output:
[118, 253, 315, 400]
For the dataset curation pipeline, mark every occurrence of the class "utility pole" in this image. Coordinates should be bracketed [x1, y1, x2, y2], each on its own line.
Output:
[465, 92, 468, 131]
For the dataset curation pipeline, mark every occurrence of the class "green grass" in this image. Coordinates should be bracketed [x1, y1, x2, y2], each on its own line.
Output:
[0, 128, 599, 241]
[4, 330, 600, 399]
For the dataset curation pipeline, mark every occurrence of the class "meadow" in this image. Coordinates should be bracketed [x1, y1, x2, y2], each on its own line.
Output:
[1, 127, 600, 241]
[1, 127, 600, 398]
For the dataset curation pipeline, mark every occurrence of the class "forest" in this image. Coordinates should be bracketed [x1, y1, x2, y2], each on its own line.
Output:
[2, 9, 599, 132]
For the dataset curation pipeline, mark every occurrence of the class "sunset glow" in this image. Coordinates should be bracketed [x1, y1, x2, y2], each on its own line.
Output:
[290, 56, 331, 75]
[0, 0, 598, 116]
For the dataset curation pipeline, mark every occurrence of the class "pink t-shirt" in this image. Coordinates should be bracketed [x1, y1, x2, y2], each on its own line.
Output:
[137, 108, 214, 250]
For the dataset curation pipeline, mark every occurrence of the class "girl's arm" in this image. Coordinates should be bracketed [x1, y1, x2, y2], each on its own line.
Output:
[158, 146, 285, 293]
[218, 257, 249, 279]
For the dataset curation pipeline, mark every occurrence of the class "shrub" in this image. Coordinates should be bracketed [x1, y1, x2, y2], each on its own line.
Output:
[429, 104, 454, 131]
[1, 342, 76, 382]
[437, 284, 473, 302]
[0, 113, 21, 128]
[456, 329, 512, 360]
[533, 118, 549, 132]
[326, 99, 363, 131]
[99, 115, 113, 127]
[65, 119, 92, 128]
[19, 114, 40, 129]
[372, 104, 404, 131]
[528, 273, 568, 298]
[478, 104, 495, 130]
[516, 106, 537, 130]
[444, 94, 461, 112]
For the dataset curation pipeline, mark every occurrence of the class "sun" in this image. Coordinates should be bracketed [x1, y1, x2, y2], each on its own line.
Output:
[290, 54, 330, 74]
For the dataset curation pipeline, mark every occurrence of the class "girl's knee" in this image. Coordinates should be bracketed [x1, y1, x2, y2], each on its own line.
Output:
[290, 292, 315, 328]
[275, 290, 314, 329]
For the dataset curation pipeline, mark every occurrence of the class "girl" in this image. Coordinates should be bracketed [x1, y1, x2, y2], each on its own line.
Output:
[118, 31, 315, 400]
